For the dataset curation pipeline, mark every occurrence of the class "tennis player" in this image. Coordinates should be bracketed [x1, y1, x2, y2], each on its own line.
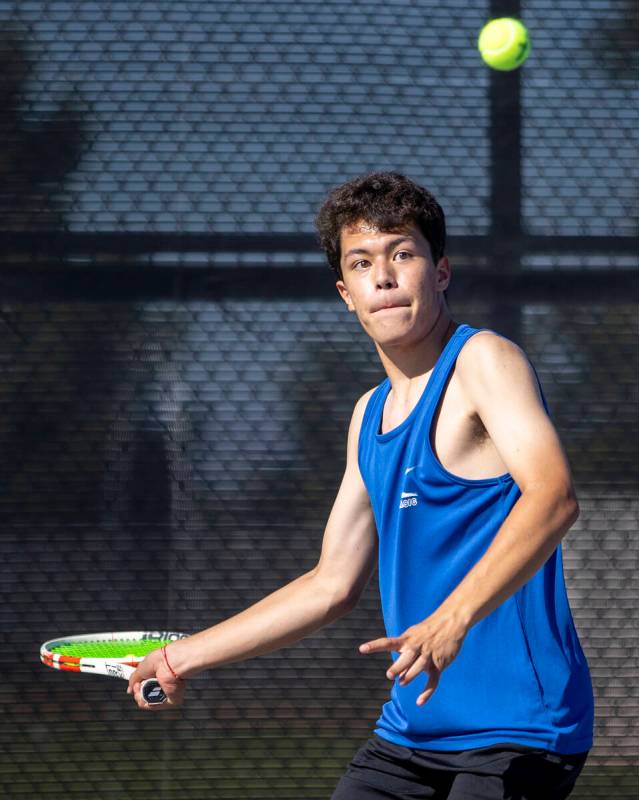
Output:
[129, 171, 594, 799]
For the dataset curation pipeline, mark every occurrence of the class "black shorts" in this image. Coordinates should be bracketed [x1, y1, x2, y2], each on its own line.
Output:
[330, 733, 589, 800]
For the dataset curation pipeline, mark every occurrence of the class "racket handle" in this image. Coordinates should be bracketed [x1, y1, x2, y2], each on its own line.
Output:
[141, 679, 167, 705]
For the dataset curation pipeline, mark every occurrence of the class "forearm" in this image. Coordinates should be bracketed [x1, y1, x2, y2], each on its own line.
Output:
[439, 488, 579, 631]
[166, 569, 351, 678]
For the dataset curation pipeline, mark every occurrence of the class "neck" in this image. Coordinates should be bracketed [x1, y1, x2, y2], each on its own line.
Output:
[375, 307, 457, 401]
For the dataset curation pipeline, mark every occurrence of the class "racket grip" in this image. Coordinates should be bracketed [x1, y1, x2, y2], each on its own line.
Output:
[141, 679, 167, 705]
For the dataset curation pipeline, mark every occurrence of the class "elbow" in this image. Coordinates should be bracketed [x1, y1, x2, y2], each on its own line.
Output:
[567, 496, 580, 526]
[527, 484, 579, 533]
[330, 582, 361, 616]
[565, 487, 580, 524]
[340, 588, 362, 615]
[558, 488, 579, 531]
[310, 569, 361, 617]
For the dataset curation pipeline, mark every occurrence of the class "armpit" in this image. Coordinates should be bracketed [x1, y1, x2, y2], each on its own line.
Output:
[471, 413, 490, 445]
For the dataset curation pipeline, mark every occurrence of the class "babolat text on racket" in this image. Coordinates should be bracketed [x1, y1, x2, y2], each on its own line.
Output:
[40, 630, 188, 705]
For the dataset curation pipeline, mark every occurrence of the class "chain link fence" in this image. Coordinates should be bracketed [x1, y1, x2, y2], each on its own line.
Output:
[1, 1, 637, 798]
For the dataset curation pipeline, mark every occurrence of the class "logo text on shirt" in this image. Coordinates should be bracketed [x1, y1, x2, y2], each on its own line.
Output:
[399, 491, 418, 509]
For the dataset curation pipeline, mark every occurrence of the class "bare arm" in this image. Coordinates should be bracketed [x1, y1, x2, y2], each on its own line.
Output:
[435, 333, 579, 628]
[361, 333, 579, 705]
[128, 389, 378, 707]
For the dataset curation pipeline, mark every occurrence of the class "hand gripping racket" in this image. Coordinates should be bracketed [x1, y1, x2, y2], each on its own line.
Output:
[40, 630, 189, 705]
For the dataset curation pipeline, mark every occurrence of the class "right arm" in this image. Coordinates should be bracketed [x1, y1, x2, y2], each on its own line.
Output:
[129, 389, 378, 707]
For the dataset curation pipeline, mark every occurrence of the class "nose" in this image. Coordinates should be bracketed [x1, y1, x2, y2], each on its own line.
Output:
[373, 259, 398, 290]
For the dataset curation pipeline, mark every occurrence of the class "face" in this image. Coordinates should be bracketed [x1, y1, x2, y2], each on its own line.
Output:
[335, 220, 451, 347]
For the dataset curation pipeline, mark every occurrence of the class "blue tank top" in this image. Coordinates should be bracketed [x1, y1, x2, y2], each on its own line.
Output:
[358, 323, 594, 754]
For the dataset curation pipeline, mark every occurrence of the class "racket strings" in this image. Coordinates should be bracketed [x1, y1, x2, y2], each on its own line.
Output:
[48, 639, 171, 658]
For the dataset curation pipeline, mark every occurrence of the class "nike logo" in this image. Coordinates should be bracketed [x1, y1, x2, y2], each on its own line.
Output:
[404, 466, 415, 474]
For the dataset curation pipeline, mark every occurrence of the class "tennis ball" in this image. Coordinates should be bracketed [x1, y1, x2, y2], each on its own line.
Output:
[478, 18, 531, 71]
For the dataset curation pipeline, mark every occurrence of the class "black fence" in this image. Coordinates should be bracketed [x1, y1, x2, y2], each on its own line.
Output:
[1, 1, 638, 798]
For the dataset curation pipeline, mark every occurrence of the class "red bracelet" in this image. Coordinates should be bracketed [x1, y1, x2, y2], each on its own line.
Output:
[161, 645, 182, 681]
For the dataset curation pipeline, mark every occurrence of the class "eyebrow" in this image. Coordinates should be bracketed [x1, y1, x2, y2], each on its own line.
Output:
[343, 236, 415, 261]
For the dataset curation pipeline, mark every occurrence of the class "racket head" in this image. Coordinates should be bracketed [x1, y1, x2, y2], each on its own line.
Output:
[40, 630, 188, 673]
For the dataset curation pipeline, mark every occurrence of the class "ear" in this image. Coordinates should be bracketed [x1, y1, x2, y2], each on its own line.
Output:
[435, 257, 451, 292]
[336, 279, 356, 312]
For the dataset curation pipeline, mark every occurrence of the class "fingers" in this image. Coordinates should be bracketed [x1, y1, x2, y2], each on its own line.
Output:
[397, 654, 429, 686]
[127, 658, 185, 711]
[361, 618, 458, 708]
[127, 669, 140, 697]
[129, 682, 184, 711]
[416, 667, 440, 706]
[359, 632, 444, 706]
[127, 677, 154, 710]
[386, 648, 421, 681]
[387, 651, 441, 704]
[360, 638, 430, 684]
[359, 637, 399, 654]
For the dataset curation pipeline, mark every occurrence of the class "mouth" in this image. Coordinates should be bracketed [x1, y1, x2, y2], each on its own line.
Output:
[373, 304, 410, 313]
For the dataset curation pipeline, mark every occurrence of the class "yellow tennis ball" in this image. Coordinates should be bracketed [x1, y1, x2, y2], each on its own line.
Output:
[478, 18, 531, 71]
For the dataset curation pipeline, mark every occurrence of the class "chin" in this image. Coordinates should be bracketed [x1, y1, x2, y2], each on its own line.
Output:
[369, 326, 415, 347]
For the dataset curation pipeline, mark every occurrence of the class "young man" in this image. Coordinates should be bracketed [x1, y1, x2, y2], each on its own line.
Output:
[129, 172, 594, 799]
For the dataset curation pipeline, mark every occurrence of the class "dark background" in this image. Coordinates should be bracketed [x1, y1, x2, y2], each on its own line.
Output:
[0, 1, 637, 797]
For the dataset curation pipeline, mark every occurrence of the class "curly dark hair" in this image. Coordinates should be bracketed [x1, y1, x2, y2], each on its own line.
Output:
[314, 171, 446, 282]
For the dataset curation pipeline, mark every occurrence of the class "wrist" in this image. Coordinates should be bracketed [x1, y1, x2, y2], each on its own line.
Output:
[163, 639, 202, 679]
[161, 645, 182, 681]
[436, 601, 474, 638]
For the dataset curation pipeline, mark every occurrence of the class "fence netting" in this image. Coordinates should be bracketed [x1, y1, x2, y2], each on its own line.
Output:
[0, 1, 637, 798]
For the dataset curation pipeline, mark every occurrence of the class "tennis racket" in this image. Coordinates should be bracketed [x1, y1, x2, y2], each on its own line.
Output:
[40, 630, 189, 705]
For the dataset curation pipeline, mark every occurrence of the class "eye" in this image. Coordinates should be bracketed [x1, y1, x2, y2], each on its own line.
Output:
[395, 250, 412, 261]
[352, 260, 369, 270]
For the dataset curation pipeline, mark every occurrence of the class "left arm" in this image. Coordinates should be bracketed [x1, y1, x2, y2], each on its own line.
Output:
[359, 333, 580, 705]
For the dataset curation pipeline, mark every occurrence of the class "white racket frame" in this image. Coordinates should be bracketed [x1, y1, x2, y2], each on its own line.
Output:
[40, 630, 188, 705]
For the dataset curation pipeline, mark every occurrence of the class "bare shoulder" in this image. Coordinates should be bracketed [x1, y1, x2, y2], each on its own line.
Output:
[355, 386, 377, 413]
[346, 386, 378, 457]
[458, 329, 527, 364]
[454, 330, 576, 496]
[456, 330, 540, 397]
[350, 386, 377, 428]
